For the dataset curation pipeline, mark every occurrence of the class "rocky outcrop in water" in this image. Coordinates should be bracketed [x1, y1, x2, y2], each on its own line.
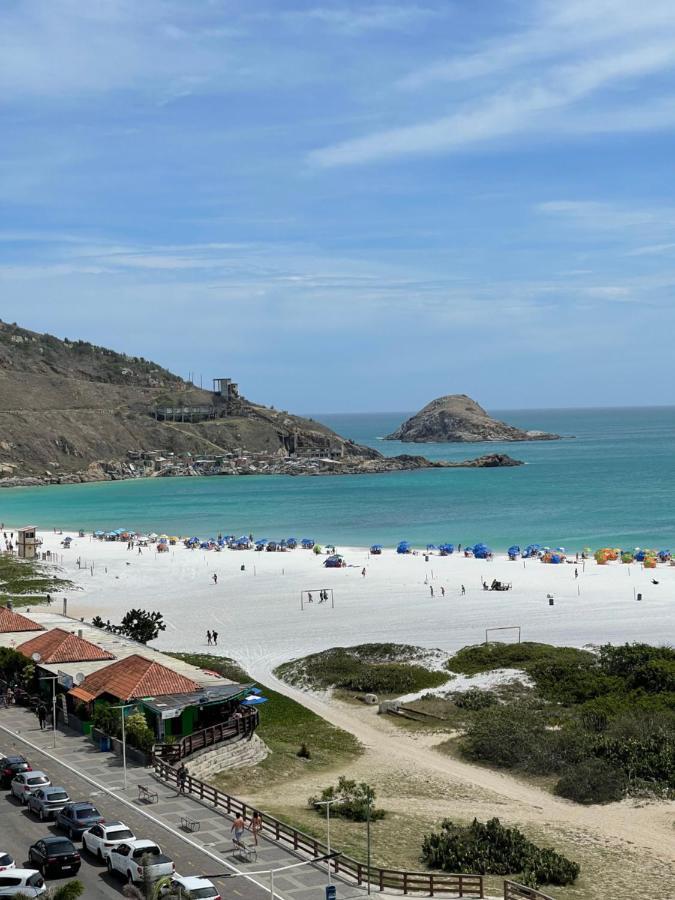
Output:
[385, 395, 560, 443]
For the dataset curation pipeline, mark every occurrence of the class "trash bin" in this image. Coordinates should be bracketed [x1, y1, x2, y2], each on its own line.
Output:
[99, 735, 111, 752]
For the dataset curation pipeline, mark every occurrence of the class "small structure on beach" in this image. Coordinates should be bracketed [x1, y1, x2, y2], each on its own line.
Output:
[16, 525, 37, 559]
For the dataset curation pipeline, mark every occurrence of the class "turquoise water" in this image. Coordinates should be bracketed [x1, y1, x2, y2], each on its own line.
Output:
[1, 407, 673, 551]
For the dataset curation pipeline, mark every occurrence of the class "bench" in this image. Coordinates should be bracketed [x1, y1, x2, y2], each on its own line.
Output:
[137, 784, 158, 804]
[180, 815, 200, 833]
[233, 839, 257, 863]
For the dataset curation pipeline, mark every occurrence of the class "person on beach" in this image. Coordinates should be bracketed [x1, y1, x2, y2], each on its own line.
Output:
[138, 546, 142, 555]
[213, 573, 218, 585]
[307, 591, 313, 603]
[430, 585, 434, 597]
[461, 584, 466, 595]
[212, 630, 218, 646]
[362, 567, 366, 577]
[206, 630, 212, 646]
[441, 586, 445, 597]
[232, 814, 246, 844]
[249, 811, 263, 845]
[574, 568, 578, 578]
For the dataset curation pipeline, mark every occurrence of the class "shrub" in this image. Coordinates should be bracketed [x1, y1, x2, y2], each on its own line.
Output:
[461, 706, 546, 769]
[309, 776, 385, 822]
[124, 710, 155, 753]
[554, 759, 626, 804]
[92, 701, 120, 738]
[421, 817, 579, 886]
[453, 689, 497, 710]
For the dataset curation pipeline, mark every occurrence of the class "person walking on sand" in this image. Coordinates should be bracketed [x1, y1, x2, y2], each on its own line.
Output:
[361, 567, 366, 577]
[574, 568, 578, 579]
[206, 630, 212, 646]
[461, 584, 466, 595]
[232, 813, 246, 844]
[430, 585, 434, 597]
[212, 630, 218, 646]
[213, 573, 218, 585]
[249, 811, 263, 845]
[441, 586, 445, 597]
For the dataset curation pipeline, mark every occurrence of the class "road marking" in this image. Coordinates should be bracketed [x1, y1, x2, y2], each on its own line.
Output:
[0, 724, 287, 900]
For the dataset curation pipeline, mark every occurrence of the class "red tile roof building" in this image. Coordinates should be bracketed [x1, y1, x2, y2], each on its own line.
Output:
[18, 628, 115, 664]
[71, 654, 200, 702]
[0, 607, 45, 633]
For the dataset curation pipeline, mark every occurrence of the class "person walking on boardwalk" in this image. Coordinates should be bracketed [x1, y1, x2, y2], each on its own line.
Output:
[37, 703, 47, 730]
[177, 763, 188, 794]
[249, 811, 263, 845]
[206, 630, 212, 646]
[232, 813, 246, 844]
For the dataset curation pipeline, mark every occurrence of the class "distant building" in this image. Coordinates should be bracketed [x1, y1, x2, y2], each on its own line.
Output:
[17, 525, 37, 560]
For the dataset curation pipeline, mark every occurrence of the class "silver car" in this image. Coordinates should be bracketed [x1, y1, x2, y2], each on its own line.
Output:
[26, 786, 70, 821]
[9, 772, 50, 804]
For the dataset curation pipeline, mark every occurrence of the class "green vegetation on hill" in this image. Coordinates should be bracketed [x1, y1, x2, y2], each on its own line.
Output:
[275, 643, 449, 696]
[0, 555, 72, 607]
[168, 652, 362, 791]
[445, 641, 675, 803]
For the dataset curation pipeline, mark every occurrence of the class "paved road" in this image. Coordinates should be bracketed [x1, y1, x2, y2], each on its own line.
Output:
[0, 733, 259, 899]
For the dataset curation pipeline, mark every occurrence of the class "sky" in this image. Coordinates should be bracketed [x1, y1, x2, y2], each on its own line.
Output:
[2, 0, 675, 413]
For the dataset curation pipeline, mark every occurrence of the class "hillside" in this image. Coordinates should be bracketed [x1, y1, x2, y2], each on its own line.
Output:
[385, 394, 560, 443]
[0, 321, 443, 483]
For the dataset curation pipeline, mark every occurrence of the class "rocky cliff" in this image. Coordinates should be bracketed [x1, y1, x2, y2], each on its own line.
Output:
[385, 395, 560, 443]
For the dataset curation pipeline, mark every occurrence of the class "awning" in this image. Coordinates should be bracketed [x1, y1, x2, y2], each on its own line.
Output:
[68, 686, 96, 703]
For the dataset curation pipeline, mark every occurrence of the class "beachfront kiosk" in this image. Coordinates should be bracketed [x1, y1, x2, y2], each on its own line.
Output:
[17, 525, 37, 559]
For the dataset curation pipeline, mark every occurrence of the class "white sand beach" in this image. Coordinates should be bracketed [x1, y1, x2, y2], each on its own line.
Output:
[24, 529, 674, 682]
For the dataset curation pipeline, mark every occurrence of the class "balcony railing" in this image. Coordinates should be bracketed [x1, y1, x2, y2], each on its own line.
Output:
[153, 708, 258, 763]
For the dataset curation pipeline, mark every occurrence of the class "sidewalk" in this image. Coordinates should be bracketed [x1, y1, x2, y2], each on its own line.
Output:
[0, 705, 371, 900]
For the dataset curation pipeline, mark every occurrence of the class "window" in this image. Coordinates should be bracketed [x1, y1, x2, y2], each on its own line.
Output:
[133, 846, 160, 859]
[27, 776, 47, 785]
[77, 807, 99, 818]
[0, 854, 12, 867]
[0, 876, 21, 886]
[28, 873, 45, 887]
[90, 826, 102, 837]
[49, 791, 68, 801]
[47, 841, 73, 854]
[110, 829, 133, 840]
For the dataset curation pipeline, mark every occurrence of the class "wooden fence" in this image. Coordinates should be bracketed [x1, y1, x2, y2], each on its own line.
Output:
[504, 881, 556, 900]
[153, 709, 258, 763]
[153, 759, 484, 897]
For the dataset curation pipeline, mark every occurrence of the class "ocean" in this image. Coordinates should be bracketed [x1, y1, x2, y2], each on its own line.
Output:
[1, 407, 673, 551]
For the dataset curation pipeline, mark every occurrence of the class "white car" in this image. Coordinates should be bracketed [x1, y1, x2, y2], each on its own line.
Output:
[0, 869, 46, 897]
[9, 771, 50, 804]
[107, 840, 174, 883]
[82, 821, 135, 861]
[164, 874, 221, 899]
[0, 854, 14, 873]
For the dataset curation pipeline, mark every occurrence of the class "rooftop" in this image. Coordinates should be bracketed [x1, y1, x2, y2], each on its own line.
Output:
[0, 606, 45, 634]
[74, 653, 201, 701]
[17, 628, 115, 664]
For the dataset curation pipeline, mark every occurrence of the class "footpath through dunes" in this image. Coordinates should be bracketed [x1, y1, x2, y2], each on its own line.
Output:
[244, 661, 675, 893]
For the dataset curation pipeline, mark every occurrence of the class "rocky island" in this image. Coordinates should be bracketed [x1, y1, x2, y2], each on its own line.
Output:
[386, 394, 560, 443]
[0, 323, 523, 486]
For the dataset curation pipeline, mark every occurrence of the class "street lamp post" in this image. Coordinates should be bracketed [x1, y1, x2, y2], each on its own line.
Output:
[366, 798, 371, 896]
[111, 703, 135, 791]
[38, 675, 58, 749]
[313, 798, 343, 885]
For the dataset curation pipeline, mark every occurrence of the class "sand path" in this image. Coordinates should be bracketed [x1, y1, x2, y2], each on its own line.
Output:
[247, 663, 675, 866]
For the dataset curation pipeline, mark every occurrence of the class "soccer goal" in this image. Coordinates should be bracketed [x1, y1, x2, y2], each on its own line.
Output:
[300, 589, 335, 610]
[484, 625, 521, 645]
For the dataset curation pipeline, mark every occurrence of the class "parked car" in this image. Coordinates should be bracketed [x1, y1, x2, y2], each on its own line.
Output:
[0, 855, 14, 873]
[27, 837, 80, 879]
[26, 787, 70, 821]
[55, 801, 104, 840]
[0, 756, 31, 788]
[82, 821, 135, 861]
[163, 874, 221, 898]
[10, 772, 50, 804]
[107, 840, 175, 883]
[0, 869, 46, 896]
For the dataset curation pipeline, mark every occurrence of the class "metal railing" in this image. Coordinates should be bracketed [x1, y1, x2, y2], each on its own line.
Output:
[153, 759, 484, 897]
[504, 881, 556, 900]
[153, 709, 258, 763]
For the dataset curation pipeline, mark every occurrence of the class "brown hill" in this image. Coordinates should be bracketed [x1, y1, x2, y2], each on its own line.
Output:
[0, 320, 385, 479]
[385, 394, 560, 443]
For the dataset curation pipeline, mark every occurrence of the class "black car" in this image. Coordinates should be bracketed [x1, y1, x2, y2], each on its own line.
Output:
[0, 755, 31, 787]
[54, 802, 104, 840]
[28, 836, 81, 878]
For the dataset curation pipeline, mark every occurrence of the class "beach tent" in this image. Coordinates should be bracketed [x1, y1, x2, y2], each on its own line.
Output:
[324, 554, 344, 568]
[396, 541, 412, 554]
[426, 544, 438, 551]
[439, 543, 454, 555]
[301, 538, 315, 548]
[621, 551, 633, 563]
[370, 545, 383, 554]
[658, 549, 671, 561]
[522, 544, 541, 558]
[507, 545, 521, 559]
[286, 538, 298, 548]
[473, 543, 492, 559]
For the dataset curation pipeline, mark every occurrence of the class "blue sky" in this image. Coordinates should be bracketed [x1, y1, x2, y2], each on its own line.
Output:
[2, 0, 675, 412]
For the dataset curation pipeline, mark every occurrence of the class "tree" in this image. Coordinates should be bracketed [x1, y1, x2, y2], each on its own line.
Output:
[118, 609, 166, 644]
